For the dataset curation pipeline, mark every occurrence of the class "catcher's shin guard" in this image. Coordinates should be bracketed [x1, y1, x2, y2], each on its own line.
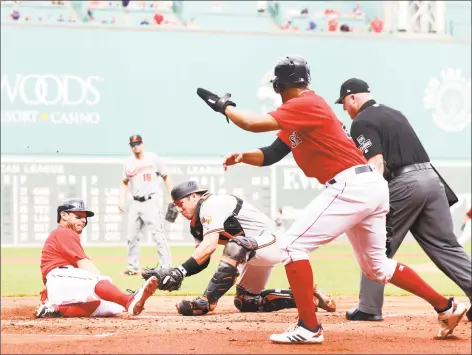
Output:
[203, 260, 239, 304]
[234, 285, 296, 312]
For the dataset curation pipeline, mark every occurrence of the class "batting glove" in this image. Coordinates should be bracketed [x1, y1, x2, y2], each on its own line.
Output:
[196, 88, 236, 123]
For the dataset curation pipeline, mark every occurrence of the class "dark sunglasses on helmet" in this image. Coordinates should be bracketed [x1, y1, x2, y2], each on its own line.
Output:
[130, 142, 142, 147]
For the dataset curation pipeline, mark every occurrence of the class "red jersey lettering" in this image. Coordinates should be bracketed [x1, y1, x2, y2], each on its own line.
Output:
[269, 91, 366, 183]
[40, 226, 88, 284]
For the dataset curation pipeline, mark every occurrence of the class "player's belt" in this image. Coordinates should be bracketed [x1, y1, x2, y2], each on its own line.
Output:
[385, 162, 432, 182]
[133, 195, 153, 202]
[327, 165, 373, 185]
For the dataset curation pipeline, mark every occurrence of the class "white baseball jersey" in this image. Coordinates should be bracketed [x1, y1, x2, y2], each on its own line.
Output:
[122, 152, 168, 197]
[198, 194, 275, 242]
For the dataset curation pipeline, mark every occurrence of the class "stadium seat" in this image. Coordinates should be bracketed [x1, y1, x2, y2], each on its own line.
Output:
[275, 0, 370, 32]
[1, 1, 72, 23]
[179, 1, 275, 31]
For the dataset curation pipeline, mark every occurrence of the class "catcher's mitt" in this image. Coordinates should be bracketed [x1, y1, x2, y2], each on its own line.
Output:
[165, 203, 179, 223]
[141, 266, 183, 292]
[314, 284, 336, 312]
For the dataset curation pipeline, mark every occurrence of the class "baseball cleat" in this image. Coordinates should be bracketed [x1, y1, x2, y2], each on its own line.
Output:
[346, 308, 383, 321]
[34, 303, 62, 318]
[127, 276, 158, 315]
[270, 321, 324, 344]
[437, 297, 467, 339]
[121, 269, 141, 276]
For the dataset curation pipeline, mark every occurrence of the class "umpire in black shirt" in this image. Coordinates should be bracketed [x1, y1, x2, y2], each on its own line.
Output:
[335, 78, 472, 322]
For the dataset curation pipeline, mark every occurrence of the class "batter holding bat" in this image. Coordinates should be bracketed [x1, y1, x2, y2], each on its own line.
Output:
[195, 55, 468, 343]
[142, 180, 336, 316]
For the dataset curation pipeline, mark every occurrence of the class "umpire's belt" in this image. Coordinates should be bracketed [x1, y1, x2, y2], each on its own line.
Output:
[133, 195, 153, 202]
[327, 165, 373, 185]
[386, 162, 432, 182]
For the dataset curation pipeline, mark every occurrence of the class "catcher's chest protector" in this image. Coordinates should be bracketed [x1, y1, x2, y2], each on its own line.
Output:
[190, 194, 245, 242]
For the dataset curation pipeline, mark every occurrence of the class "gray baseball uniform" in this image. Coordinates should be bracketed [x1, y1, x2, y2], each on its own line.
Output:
[197, 194, 281, 294]
[122, 151, 171, 271]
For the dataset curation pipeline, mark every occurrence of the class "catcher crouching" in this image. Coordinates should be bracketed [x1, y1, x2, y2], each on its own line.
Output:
[142, 180, 336, 316]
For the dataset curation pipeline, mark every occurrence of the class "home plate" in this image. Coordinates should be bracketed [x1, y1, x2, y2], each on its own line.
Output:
[48, 332, 116, 338]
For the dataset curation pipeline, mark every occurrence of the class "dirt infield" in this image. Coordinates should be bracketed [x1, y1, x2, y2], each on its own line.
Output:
[1, 296, 470, 354]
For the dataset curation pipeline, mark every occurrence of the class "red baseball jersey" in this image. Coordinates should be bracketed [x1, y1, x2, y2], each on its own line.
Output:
[269, 91, 366, 184]
[40, 226, 88, 284]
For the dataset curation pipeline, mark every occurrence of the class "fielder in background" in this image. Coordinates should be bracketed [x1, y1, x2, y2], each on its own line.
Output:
[35, 199, 157, 318]
[142, 180, 336, 316]
[458, 208, 472, 247]
[195, 55, 468, 343]
[119, 134, 173, 276]
[337, 78, 472, 323]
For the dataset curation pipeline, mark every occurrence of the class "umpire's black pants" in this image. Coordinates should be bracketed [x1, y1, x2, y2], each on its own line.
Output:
[356, 169, 472, 315]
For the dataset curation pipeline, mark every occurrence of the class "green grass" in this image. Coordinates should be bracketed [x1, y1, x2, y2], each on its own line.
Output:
[1, 242, 470, 297]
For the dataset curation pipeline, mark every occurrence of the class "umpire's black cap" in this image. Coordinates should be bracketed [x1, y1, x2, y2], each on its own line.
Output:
[171, 180, 208, 202]
[335, 78, 370, 104]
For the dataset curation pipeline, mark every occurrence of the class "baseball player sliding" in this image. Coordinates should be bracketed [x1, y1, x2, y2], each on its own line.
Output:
[119, 134, 173, 276]
[35, 199, 157, 318]
[142, 180, 336, 316]
[194, 55, 468, 343]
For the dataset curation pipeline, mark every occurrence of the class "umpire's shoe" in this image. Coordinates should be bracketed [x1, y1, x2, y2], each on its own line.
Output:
[346, 308, 383, 321]
[466, 305, 472, 321]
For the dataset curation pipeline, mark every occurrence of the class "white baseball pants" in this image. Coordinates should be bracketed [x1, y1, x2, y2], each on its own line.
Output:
[280, 165, 398, 284]
[46, 266, 125, 317]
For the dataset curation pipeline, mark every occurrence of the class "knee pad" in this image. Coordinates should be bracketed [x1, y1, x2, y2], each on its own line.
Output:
[223, 236, 258, 264]
[203, 260, 239, 304]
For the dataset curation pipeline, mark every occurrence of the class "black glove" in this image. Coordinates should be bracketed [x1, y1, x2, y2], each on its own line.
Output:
[141, 266, 184, 292]
[165, 203, 178, 223]
[196, 88, 236, 123]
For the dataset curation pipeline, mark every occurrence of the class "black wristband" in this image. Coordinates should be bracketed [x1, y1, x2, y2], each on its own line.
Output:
[181, 257, 203, 277]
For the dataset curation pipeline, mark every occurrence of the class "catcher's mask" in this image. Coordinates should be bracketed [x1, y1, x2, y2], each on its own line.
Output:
[57, 198, 95, 226]
[171, 180, 208, 202]
[271, 55, 311, 94]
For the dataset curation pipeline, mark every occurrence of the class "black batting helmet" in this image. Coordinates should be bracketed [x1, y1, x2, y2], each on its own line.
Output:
[57, 198, 95, 223]
[271, 55, 311, 93]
